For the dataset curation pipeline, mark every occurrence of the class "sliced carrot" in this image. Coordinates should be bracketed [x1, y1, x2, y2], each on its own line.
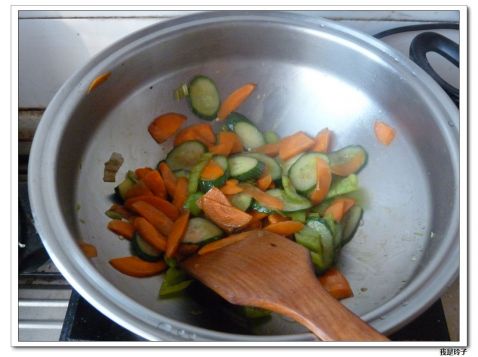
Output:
[208, 141, 234, 156]
[374, 121, 396, 146]
[310, 157, 332, 205]
[220, 179, 243, 195]
[124, 181, 153, 200]
[131, 201, 173, 236]
[107, 220, 135, 240]
[318, 268, 354, 300]
[217, 83, 257, 120]
[198, 231, 256, 255]
[338, 197, 356, 214]
[165, 210, 190, 258]
[128, 216, 139, 225]
[79, 242, 97, 258]
[324, 200, 346, 222]
[107, 203, 132, 219]
[239, 183, 284, 211]
[249, 211, 268, 222]
[172, 177, 189, 210]
[256, 172, 273, 191]
[201, 197, 252, 233]
[135, 167, 154, 180]
[174, 123, 216, 147]
[200, 160, 225, 180]
[158, 162, 178, 197]
[311, 128, 332, 153]
[278, 131, 315, 161]
[267, 213, 289, 224]
[124, 195, 179, 221]
[264, 221, 304, 235]
[142, 170, 167, 199]
[208, 132, 243, 156]
[87, 71, 111, 94]
[134, 217, 167, 252]
[246, 219, 263, 230]
[253, 143, 280, 157]
[230, 132, 244, 154]
[178, 243, 199, 257]
[201, 186, 232, 207]
[109, 256, 167, 277]
[148, 112, 187, 144]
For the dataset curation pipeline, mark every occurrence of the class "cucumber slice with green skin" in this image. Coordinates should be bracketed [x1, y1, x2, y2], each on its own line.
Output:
[131, 233, 162, 262]
[310, 251, 327, 275]
[184, 192, 203, 216]
[326, 174, 359, 199]
[188, 153, 213, 194]
[284, 210, 307, 223]
[266, 189, 312, 212]
[282, 176, 311, 205]
[229, 192, 253, 211]
[341, 205, 363, 246]
[244, 153, 282, 182]
[114, 173, 136, 203]
[264, 130, 280, 144]
[228, 155, 265, 181]
[289, 152, 329, 193]
[159, 267, 193, 298]
[182, 217, 224, 245]
[166, 141, 207, 171]
[187, 75, 221, 120]
[306, 217, 335, 269]
[104, 210, 123, 220]
[295, 226, 322, 253]
[328, 145, 368, 176]
[212, 155, 228, 171]
[281, 153, 304, 176]
[250, 199, 273, 214]
[199, 173, 228, 193]
[224, 112, 265, 150]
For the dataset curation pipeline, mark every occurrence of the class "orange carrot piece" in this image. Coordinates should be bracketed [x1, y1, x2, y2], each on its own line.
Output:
[278, 131, 315, 161]
[131, 201, 173, 236]
[324, 200, 346, 222]
[135, 167, 154, 180]
[165, 210, 190, 258]
[239, 183, 284, 211]
[318, 268, 354, 300]
[142, 170, 167, 199]
[310, 157, 332, 205]
[264, 221, 304, 235]
[87, 71, 111, 94]
[174, 123, 216, 147]
[249, 211, 268, 222]
[201, 197, 252, 233]
[107, 203, 132, 219]
[200, 160, 225, 180]
[217, 83, 257, 120]
[220, 179, 243, 195]
[134, 217, 167, 252]
[124, 181, 154, 200]
[230, 132, 244, 154]
[267, 213, 289, 224]
[201, 187, 232, 206]
[253, 143, 280, 157]
[124, 195, 179, 221]
[246, 219, 263, 230]
[198, 231, 256, 255]
[79, 242, 97, 258]
[208, 141, 234, 156]
[172, 177, 189, 210]
[311, 128, 332, 153]
[148, 112, 187, 144]
[208, 132, 242, 156]
[374, 121, 396, 146]
[256, 172, 273, 191]
[109, 256, 167, 277]
[178, 243, 199, 257]
[158, 162, 178, 197]
[107, 220, 135, 240]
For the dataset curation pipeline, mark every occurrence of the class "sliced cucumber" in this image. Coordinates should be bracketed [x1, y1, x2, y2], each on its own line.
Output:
[159, 267, 193, 298]
[306, 217, 335, 269]
[199, 173, 228, 193]
[295, 226, 322, 253]
[289, 152, 329, 193]
[264, 130, 280, 144]
[326, 174, 359, 199]
[310, 251, 327, 274]
[282, 176, 311, 205]
[281, 153, 304, 176]
[166, 141, 207, 171]
[266, 189, 312, 212]
[188, 153, 213, 194]
[131, 233, 162, 262]
[114, 171, 136, 202]
[328, 145, 367, 176]
[212, 155, 229, 171]
[284, 210, 307, 223]
[341, 205, 363, 246]
[184, 192, 203, 216]
[224, 112, 265, 150]
[104, 210, 123, 220]
[229, 192, 253, 211]
[250, 199, 273, 214]
[187, 75, 220, 120]
[182, 217, 224, 245]
[228, 155, 265, 181]
[244, 152, 282, 183]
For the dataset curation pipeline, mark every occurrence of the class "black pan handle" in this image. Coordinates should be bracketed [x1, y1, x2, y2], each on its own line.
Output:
[409, 32, 459, 106]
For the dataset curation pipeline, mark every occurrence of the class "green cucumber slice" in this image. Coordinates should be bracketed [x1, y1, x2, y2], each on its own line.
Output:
[245, 153, 282, 182]
[187, 75, 220, 120]
[224, 112, 265, 150]
[326, 174, 359, 199]
[166, 141, 207, 171]
[266, 189, 312, 212]
[282, 176, 311, 205]
[229, 192, 253, 211]
[306, 217, 335, 269]
[188, 153, 213, 194]
[114, 171, 136, 202]
[341, 205, 363, 246]
[182, 217, 223, 245]
[184, 192, 203, 216]
[264, 130, 280, 144]
[228, 155, 265, 181]
[281, 153, 304, 176]
[328, 145, 367, 176]
[289, 152, 329, 192]
[159, 267, 193, 298]
[131, 233, 162, 262]
[295, 226, 322, 253]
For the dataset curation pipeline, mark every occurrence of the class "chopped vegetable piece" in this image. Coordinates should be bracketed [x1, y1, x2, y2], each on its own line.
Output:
[133, 217, 167, 252]
[268, 213, 289, 224]
[135, 167, 154, 180]
[256, 171, 273, 191]
[228, 155, 265, 181]
[263, 189, 311, 212]
[107, 220, 135, 240]
[166, 141, 207, 171]
[87, 71, 111, 93]
[374, 121, 396, 146]
[79, 242, 97, 258]
[278, 131, 315, 161]
[159, 267, 193, 297]
[217, 83, 256, 120]
[188, 153, 213, 194]
[172, 177, 189, 210]
[198, 231, 255, 255]
[165, 210, 190, 258]
[158, 162, 178, 197]
[341, 205, 363, 247]
[223, 112, 265, 150]
[178, 243, 200, 257]
[148, 112, 187, 144]
[131, 201, 173, 236]
[289, 152, 329, 193]
[220, 179, 243, 195]
[142, 170, 167, 199]
[324, 200, 346, 222]
[174, 123, 216, 147]
[326, 174, 359, 199]
[239, 183, 284, 211]
[109, 256, 167, 277]
[310, 157, 332, 204]
[124, 195, 179, 221]
[281, 176, 311, 205]
[318, 268, 354, 300]
[182, 217, 223, 245]
[184, 192, 204, 216]
[328, 145, 367, 176]
[200, 187, 232, 207]
[105, 203, 132, 219]
[253, 143, 280, 157]
[103, 152, 124, 182]
[131, 233, 162, 261]
[265, 221, 304, 235]
[188, 75, 221, 120]
[264, 131, 280, 144]
[311, 128, 331, 153]
[200, 160, 225, 180]
[201, 197, 252, 233]
[124, 181, 154, 200]
[228, 193, 252, 212]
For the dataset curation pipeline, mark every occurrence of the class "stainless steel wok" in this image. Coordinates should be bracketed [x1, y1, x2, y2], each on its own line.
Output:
[28, 11, 459, 341]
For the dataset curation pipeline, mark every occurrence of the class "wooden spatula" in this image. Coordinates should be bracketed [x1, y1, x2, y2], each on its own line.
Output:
[181, 230, 388, 341]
